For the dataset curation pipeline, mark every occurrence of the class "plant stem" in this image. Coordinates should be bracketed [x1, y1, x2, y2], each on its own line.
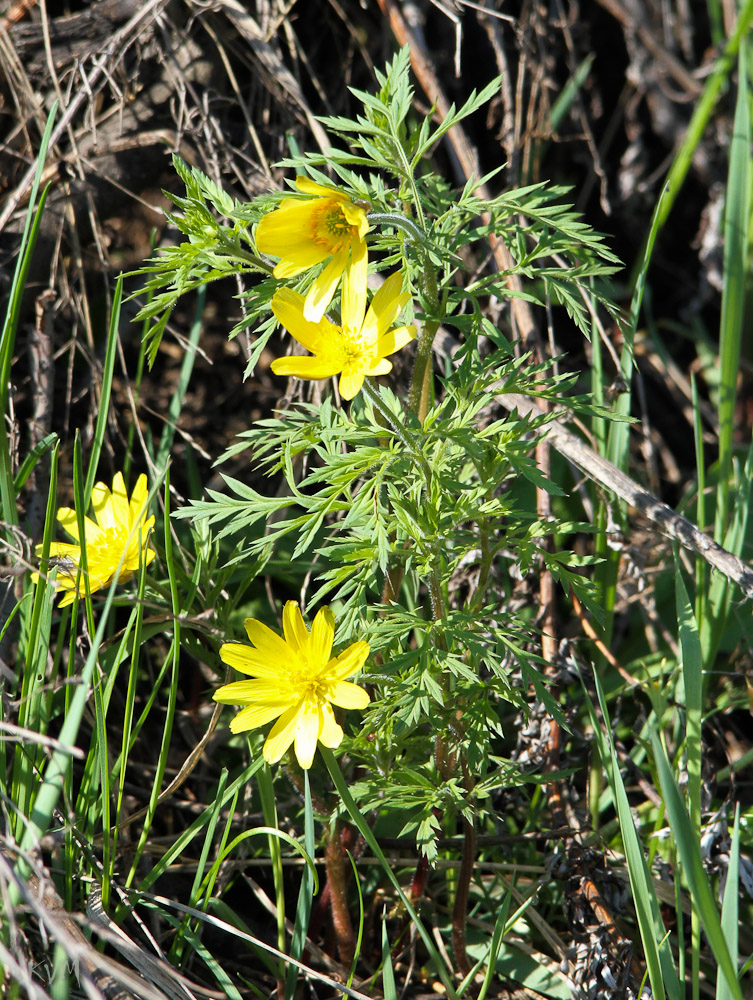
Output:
[322, 748, 459, 1000]
[325, 818, 356, 967]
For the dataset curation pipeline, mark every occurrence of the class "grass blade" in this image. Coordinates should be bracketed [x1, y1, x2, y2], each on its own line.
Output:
[715, 40, 750, 533]
[650, 732, 742, 999]
[717, 806, 740, 1000]
[581, 670, 681, 1000]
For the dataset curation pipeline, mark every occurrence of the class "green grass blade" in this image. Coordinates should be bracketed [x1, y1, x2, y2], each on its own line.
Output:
[675, 565, 703, 830]
[257, 761, 286, 975]
[84, 274, 123, 503]
[476, 886, 514, 1000]
[381, 915, 397, 1000]
[691, 375, 708, 621]
[285, 771, 316, 1000]
[702, 437, 753, 664]
[169, 768, 229, 964]
[13, 433, 58, 493]
[675, 562, 704, 998]
[650, 732, 742, 999]
[0, 104, 57, 534]
[347, 849, 365, 988]
[638, 0, 753, 254]
[606, 1, 753, 484]
[136, 757, 266, 894]
[12, 446, 59, 840]
[125, 469, 179, 888]
[715, 40, 750, 535]
[582, 671, 681, 1000]
[717, 806, 740, 1000]
[15, 517, 136, 880]
[549, 54, 594, 133]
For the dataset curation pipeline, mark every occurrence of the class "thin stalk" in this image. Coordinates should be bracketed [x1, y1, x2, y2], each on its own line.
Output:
[325, 819, 356, 967]
[322, 748, 458, 1000]
[407, 319, 440, 422]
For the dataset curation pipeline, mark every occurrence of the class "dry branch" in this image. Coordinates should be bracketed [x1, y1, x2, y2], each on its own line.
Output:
[498, 392, 753, 600]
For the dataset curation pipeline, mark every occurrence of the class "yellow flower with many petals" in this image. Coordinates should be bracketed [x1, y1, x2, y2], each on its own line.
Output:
[214, 601, 370, 770]
[270, 271, 416, 400]
[33, 473, 155, 607]
[255, 177, 370, 322]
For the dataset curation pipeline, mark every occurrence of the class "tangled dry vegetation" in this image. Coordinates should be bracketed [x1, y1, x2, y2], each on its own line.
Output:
[1, 0, 751, 998]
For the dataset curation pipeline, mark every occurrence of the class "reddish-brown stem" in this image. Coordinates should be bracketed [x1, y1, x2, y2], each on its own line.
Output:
[325, 819, 355, 967]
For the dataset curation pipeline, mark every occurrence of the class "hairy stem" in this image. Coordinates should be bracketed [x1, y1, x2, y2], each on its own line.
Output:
[325, 819, 355, 967]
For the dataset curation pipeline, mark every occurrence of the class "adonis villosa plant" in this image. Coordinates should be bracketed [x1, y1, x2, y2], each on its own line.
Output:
[131, 45, 622, 971]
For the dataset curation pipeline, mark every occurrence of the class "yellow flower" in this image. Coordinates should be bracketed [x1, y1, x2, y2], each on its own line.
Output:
[33, 473, 155, 607]
[255, 177, 370, 322]
[214, 601, 370, 769]
[270, 271, 416, 400]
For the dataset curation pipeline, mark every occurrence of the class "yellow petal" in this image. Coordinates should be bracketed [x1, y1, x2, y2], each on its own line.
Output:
[309, 606, 335, 666]
[272, 248, 330, 278]
[264, 705, 300, 764]
[282, 601, 309, 653]
[340, 201, 370, 239]
[272, 289, 329, 354]
[377, 325, 416, 358]
[329, 640, 370, 680]
[338, 370, 365, 400]
[58, 508, 100, 543]
[44, 542, 80, 559]
[129, 474, 150, 525]
[303, 248, 348, 322]
[295, 176, 348, 200]
[329, 680, 370, 709]
[364, 358, 392, 376]
[256, 201, 323, 260]
[340, 240, 368, 330]
[271, 356, 343, 380]
[220, 640, 286, 679]
[244, 617, 294, 663]
[369, 273, 410, 337]
[90, 482, 114, 531]
[294, 699, 321, 769]
[370, 271, 404, 312]
[57, 586, 78, 608]
[110, 473, 130, 528]
[318, 702, 344, 748]
[213, 678, 293, 706]
[229, 702, 286, 733]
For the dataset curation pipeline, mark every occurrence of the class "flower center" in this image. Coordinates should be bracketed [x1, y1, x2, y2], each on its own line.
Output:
[89, 526, 127, 564]
[289, 668, 329, 704]
[310, 200, 356, 253]
[341, 327, 369, 366]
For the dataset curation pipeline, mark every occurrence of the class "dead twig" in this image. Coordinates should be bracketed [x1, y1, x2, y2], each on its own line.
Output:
[497, 391, 753, 600]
